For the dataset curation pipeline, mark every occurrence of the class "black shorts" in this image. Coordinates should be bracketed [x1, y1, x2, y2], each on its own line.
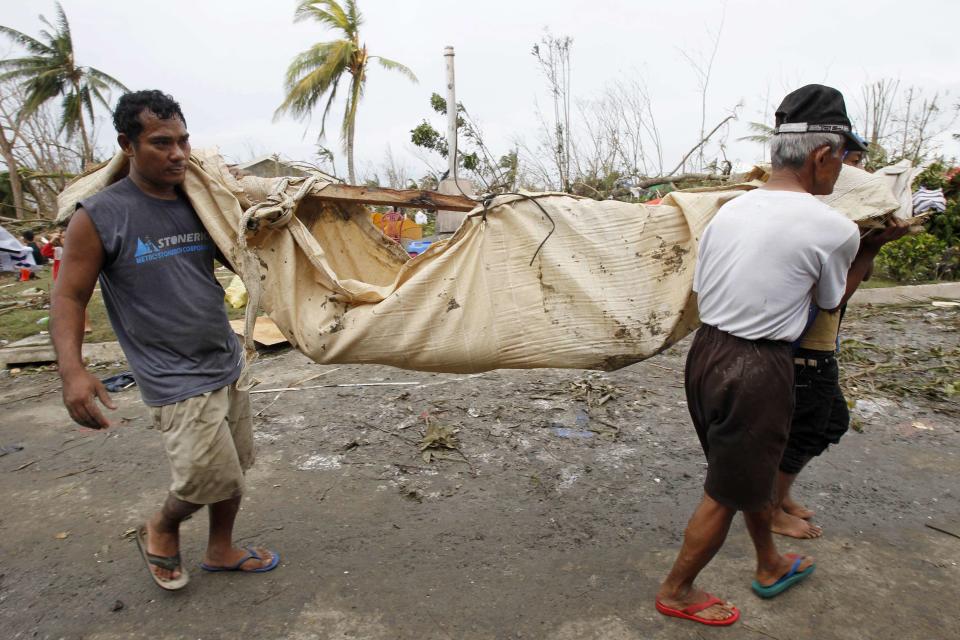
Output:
[685, 324, 794, 512]
[779, 350, 850, 474]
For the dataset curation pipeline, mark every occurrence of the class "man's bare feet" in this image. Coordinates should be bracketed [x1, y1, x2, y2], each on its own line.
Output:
[202, 545, 276, 571]
[755, 553, 815, 587]
[145, 516, 182, 581]
[655, 585, 737, 623]
[782, 495, 815, 519]
[771, 508, 822, 539]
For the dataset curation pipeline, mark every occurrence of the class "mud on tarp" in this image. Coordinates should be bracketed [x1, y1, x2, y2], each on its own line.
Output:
[58, 152, 899, 374]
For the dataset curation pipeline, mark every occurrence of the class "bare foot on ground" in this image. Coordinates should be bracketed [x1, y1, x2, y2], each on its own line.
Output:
[755, 554, 815, 587]
[771, 508, 822, 539]
[145, 517, 182, 582]
[655, 585, 737, 622]
[782, 495, 815, 519]
[202, 546, 276, 571]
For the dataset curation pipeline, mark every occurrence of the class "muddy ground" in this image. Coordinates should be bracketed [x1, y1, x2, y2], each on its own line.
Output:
[0, 303, 957, 640]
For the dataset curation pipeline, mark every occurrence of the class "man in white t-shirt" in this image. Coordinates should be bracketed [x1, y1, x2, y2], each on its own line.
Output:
[655, 85, 870, 626]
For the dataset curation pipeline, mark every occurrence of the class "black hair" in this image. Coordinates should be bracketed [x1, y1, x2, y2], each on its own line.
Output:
[23, 229, 35, 241]
[112, 90, 186, 142]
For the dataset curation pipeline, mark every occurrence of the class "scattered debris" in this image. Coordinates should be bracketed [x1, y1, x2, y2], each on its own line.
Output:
[419, 417, 461, 463]
[925, 520, 960, 540]
[101, 371, 136, 392]
[55, 464, 100, 479]
[297, 454, 343, 471]
[251, 379, 417, 394]
[394, 415, 420, 431]
[398, 484, 424, 503]
[111, 600, 124, 612]
[550, 427, 594, 439]
[53, 531, 70, 540]
[841, 339, 959, 412]
[569, 377, 623, 407]
[0, 444, 24, 456]
[290, 368, 341, 387]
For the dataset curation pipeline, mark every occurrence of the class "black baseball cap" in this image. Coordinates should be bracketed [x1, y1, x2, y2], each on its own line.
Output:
[774, 84, 867, 152]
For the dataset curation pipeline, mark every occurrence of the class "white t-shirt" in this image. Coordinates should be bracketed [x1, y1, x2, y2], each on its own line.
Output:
[693, 189, 860, 342]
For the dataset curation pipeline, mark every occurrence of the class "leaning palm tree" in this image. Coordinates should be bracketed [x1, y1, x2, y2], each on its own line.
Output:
[0, 2, 127, 166]
[275, 0, 416, 184]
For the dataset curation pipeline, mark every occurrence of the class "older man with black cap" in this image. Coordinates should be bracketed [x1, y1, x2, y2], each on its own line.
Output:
[653, 84, 890, 626]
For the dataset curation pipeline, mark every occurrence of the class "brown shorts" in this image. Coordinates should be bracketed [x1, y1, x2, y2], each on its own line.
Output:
[684, 324, 794, 512]
[150, 372, 254, 505]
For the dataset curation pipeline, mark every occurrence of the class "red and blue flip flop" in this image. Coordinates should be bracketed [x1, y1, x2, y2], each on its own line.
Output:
[655, 595, 740, 626]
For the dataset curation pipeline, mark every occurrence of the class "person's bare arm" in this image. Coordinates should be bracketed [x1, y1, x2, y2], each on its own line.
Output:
[51, 208, 116, 429]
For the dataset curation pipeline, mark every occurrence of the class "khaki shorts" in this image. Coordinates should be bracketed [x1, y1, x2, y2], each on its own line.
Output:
[150, 373, 254, 505]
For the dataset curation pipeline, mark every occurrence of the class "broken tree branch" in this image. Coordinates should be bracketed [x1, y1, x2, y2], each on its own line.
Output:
[666, 113, 737, 178]
[632, 172, 730, 189]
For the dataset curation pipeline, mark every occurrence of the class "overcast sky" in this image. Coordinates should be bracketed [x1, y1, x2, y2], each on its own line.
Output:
[3, 0, 958, 181]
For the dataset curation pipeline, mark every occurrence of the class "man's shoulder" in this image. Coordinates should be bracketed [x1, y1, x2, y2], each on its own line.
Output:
[80, 177, 136, 213]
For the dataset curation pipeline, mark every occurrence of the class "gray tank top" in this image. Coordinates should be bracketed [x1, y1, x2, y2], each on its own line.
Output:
[80, 177, 242, 406]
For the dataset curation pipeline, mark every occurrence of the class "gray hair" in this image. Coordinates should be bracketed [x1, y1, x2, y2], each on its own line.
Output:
[770, 132, 845, 170]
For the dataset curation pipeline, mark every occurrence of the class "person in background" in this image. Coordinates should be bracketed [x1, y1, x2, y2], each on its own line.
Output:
[840, 133, 867, 168]
[382, 206, 404, 243]
[43, 231, 91, 332]
[40, 231, 62, 276]
[22, 230, 47, 266]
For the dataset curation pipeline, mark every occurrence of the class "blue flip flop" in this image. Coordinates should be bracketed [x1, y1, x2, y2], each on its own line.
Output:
[200, 547, 280, 573]
[751, 554, 814, 598]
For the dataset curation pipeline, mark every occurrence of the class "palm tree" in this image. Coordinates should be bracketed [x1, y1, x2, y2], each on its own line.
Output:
[737, 121, 774, 145]
[275, 0, 416, 184]
[738, 121, 775, 160]
[0, 2, 127, 167]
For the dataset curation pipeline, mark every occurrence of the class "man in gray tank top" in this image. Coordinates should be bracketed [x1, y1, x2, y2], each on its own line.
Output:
[51, 90, 278, 590]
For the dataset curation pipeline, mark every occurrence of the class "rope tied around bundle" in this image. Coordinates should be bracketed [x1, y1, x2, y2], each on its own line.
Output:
[239, 175, 324, 248]
[236, 174, 325, 361]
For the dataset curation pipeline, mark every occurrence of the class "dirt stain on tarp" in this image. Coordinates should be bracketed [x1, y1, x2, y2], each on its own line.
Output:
[650, 240, 690, 278]
[327, 316, 344, 333]
[446, 298, 461, 312]
[597, 354, 645, 371]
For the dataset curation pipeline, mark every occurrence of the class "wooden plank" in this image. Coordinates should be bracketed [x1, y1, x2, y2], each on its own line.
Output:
[230, 317, 289, 347]
[0, 339, 124, 367]
[314, 184, 476, 212]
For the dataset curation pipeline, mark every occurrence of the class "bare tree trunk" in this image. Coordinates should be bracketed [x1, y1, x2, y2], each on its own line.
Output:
[346, 118, 356, 185]
[0, 123, 26, 219]
[76, 108, 93, 169]
[899, 87, 914, 160]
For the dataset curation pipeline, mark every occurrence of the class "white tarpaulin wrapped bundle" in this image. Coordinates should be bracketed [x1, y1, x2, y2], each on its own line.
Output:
[58, 151, 899, 373]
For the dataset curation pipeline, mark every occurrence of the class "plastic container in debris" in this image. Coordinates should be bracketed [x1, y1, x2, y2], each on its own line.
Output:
[224, 276, 248, 309]
[406, 240, 433, 256]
